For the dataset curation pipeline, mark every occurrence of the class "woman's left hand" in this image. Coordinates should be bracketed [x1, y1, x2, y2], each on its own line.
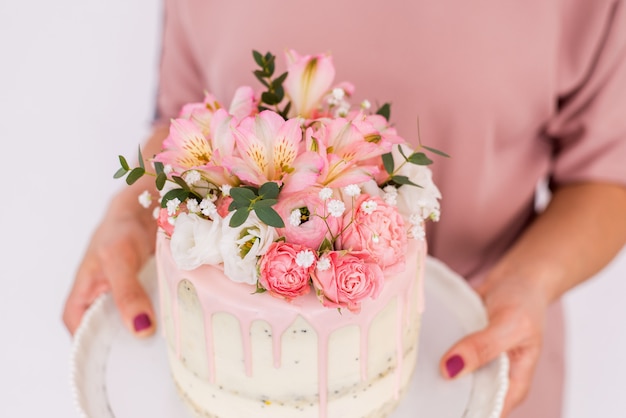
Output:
[439, 273, 549, 417]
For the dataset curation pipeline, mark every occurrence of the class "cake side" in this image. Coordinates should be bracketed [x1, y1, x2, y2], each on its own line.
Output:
[156, 233, 426, 418]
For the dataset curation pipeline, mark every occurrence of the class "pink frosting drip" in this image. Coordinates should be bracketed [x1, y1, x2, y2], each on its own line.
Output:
[156, 232, 425, 418]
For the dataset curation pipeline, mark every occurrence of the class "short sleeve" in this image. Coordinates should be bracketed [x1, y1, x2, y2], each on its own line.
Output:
[153, 0, 205, 125]
[547, 0, 626, 187]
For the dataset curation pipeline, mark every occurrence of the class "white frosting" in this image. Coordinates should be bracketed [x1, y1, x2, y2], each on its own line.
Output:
[156, 233, 425, 418]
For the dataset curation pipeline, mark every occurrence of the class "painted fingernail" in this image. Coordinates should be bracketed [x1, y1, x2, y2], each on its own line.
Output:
[446, 354, 464, 378]
[133, 313, 152, 332]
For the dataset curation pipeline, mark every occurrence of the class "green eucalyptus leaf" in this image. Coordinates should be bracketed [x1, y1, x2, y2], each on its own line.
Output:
[126, 167, 145, 185]
[376, 103, 391, 121]
[254, 206, 285, 228]
[155, 172, 167, 190]
[382, 153, 394, 174]
[319, 238, 333, 252]
[259, 182, 280, 199]
[274, 86, 285, 102]
[253, 199, 278, 208]
[228, 199, 239, 211]
[423, 145, 451, 158]
[160, 188, 190, 207]
[229, 208, 250, 227]
[252, 50, 264, 67]
[408, 152, 433, 166]
[281, 102, 292, 119]
[273, 71, 288, 86]
[398, 145, 409, 160]
[172, 175, 190, 190]
[118, 155, 130, 170]
[113, 167, 127, 179]
[261, 91, 279, 105]
[154, 161, 164, 175]
[266, 55, 276, 75]
[230, 187, 257, 203]
[391, 175, 420, 187]
[138, 146, 145, 169]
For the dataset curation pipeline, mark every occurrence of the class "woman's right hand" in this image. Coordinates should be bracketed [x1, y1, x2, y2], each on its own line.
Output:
[62, 193, 158, 337]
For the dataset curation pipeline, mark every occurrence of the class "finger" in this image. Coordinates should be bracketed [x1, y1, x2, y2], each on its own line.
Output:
[99, 241, 156, 337]
[440, 312, 518, 379]
[62, 256, 111, 335]
[500, 344, 541, 416]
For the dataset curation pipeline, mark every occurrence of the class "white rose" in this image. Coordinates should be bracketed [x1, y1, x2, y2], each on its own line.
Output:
[170, 212, 223, 270]
[393, 144, 442, 222]
[220, 212, 278, 284]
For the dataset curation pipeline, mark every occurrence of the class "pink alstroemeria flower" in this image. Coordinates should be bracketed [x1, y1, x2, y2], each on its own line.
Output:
[284, 50, 335, 118]
[306, 119, 382, 188]
[226, 110, 323, 193]
[154, 110, 238, 186]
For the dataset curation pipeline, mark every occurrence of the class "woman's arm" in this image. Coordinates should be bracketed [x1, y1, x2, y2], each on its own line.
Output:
[440, 181, 626, 417]
[62, 124, 169, 336]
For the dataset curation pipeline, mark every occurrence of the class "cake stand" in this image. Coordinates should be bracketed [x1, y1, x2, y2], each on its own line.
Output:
[70, 256, 508, 418]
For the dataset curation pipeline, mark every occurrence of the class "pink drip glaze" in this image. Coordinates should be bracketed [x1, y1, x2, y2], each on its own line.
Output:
[156, 234, 425, 418]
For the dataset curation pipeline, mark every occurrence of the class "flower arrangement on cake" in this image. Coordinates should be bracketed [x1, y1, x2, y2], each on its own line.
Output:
[116, 49, 443, 313]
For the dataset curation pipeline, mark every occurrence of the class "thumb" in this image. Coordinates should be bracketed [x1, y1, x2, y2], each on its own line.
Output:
[100, 246, 156, 337]
[440, 313, 513, 379]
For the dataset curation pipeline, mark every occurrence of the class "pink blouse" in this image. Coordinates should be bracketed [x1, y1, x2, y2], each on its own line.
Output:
[154, 1, 626, 416]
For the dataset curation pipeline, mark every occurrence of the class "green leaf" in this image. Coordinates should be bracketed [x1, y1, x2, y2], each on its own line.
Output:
[254, 70, 270, 87]
[252, 50, 264, 67]
[376, 103, 391, 121]
[160, 188, 189, 207]
[391, 175, 421, 187]
[266, 55, 276, 75]
[126, 167, 145, 185]
[230, 187, 257, 203]
[280, 102, 292, 119]
[172, 176, 190, 190]
[259, 182, 280, 200]
[229, 208, 251, 227]
[274, 85, 285, 102]
[254, 206, 285, 227]
[398, 145, 409, 161]
[113, 167, 128, 179]
[261, 91, 279, 105]
[118, 155, 130, 170]
[155, 172, 167, 190]
[138, 146, 145, 169]
[228, 199, 238, 211]
[272, 72, 288, 87]
[318, 238, 333, 252]
[154, 161, 164, 175]
[253, 199, 278, 208]
[407, 152, 433, 166]
[381, 153, 394, 174]
[423, 145, 451, 158]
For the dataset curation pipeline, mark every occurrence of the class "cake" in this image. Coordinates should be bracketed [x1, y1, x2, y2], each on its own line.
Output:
[117, 49, 442, 418]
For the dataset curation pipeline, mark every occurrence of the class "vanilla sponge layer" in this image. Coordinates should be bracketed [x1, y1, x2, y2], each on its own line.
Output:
[156, 235, 425, 418]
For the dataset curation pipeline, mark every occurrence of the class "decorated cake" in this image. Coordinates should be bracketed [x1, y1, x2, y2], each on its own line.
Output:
[117, 50, 442, 418]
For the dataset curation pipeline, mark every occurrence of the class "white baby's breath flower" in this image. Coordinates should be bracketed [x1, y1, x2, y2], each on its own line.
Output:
[166, 198, 181, 216]
[290, 209, 302, 227]
[319, 187, 333, 201]
[410, 224, 426, 240]
[152, 206, 160, 219]
[361, 99, 371, 110]
[186, 199, 200, 213]
[343, 184, 361, 197]
[295, 250, 315, 268]
[183, 170, 201, 186]
[336, 103, 350, 117]
[360, 199, 378, 215]
[316, 257, 331, 272]
[138, 190, 152, 208]
[199, 198, 217, 217]
[221, 184, 232, 196]
[168, 216, 176, 225]
[409, 213, 422, 225]
[331, 87, 345, 101]
[327, 199, 346, 217]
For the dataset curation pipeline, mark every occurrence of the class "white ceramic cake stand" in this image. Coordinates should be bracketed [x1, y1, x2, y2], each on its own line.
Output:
[71, 256, 508, 418]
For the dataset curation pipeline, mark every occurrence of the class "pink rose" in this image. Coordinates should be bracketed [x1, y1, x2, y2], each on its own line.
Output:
[258, 242, 315, 301]
[157, 208, 175, 236]
[311, 251, 384, 313]
[275, 190, 340, 249]
[337, 195, 407, 271]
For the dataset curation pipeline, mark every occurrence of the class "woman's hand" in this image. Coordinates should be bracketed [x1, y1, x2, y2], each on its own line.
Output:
[62, 195, 158, 337]
[439, 274, 549, 417]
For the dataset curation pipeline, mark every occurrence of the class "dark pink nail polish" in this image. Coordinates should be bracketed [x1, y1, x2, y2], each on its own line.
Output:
[133, 313, 152, 332]
[446, 354, 464, 378]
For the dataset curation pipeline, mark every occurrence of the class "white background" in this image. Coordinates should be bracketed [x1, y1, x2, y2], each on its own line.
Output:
[1, 1, 625, 417]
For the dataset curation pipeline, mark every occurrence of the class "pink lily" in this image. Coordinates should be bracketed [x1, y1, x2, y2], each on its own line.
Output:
[284, 49, 335, 118]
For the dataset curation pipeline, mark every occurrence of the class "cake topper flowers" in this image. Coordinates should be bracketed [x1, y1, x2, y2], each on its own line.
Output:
[115, 49, 445, 313]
